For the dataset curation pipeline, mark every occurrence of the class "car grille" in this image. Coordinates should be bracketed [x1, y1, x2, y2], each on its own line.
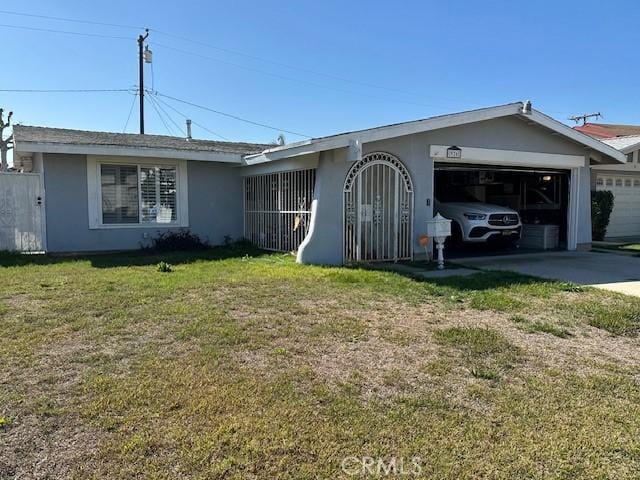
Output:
[488, 214, 520, 226]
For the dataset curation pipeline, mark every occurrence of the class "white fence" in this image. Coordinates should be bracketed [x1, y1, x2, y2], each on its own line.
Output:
[243, 169, 315, 252]
[0, 172, 44, 252]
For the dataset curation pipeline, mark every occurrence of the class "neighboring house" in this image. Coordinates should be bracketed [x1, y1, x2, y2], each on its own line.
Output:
[12, 102, 624, 265]
[575, 123, 640, 139]
[592, 135, 640, 238]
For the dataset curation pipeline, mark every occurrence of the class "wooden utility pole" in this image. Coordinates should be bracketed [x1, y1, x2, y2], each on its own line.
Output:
[138, 29, 150, 134]
[0, 109, 13, 171]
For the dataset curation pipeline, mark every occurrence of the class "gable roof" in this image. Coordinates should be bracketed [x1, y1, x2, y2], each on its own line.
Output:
[244, 102, 625, 165]
[600, 134, 640, 153]
[13, 125, 271, 163]
[574, 123, 640, 139]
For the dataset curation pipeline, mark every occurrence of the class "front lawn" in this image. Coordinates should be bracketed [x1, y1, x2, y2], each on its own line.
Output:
[1, 246, 640, 478]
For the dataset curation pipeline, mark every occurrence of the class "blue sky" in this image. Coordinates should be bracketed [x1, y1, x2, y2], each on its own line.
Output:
[1, 0, 636, 144]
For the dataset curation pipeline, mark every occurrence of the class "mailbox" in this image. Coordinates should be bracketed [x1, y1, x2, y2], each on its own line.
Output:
[426, 213, 452, 242]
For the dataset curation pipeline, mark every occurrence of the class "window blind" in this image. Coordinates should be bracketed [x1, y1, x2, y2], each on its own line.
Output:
[101, 164, 139, 224]
[140, 166, 177, 224]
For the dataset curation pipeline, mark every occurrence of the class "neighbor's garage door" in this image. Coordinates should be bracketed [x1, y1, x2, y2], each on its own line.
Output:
[596, 174, 640, 238]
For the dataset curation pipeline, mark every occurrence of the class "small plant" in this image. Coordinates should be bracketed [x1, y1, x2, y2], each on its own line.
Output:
[558, 282, 584, 293]
[157, 261, 173, 273]
[470, 367, 499, 381]
[0, 415, 10, 429]
[146, 230, 209, 252]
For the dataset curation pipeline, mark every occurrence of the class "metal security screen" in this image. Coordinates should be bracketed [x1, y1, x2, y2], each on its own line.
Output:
[244, 169, 316, 252]
[344, 152, 413, 263]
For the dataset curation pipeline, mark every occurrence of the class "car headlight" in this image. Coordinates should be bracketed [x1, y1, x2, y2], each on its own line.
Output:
[463, 213, 487, 220]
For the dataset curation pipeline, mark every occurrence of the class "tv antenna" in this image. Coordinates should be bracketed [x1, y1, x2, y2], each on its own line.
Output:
[569, 112, 602, 125]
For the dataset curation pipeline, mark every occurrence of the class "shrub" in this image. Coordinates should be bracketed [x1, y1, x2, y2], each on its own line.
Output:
[157, 261, 173, 273]
[146, 230, 209, 252]
[591, 190, 614, 241]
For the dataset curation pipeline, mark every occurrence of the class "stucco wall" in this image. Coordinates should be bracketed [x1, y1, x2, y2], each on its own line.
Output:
[298, 116, 593, 265]
[42, 153, 243, 252]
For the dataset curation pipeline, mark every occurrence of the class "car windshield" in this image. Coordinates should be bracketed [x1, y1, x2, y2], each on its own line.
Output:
[435, 188, 481, 203]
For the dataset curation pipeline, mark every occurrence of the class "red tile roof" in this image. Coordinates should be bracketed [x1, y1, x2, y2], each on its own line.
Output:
[574, 123, 640, 139]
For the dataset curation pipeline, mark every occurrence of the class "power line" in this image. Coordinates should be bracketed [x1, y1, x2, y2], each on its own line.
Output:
[151, 42, 457, 110]
[148, 94, 184, 135]
[147, 93, 175, 136]
[0, 22, 131, 40]
[154, 91, 312, 138]
[0, 88, 132, 93]
[122, 92, 138, 133]
[150, 28, 451, 103]
[0, 9, 143, 30]
[150, 93, 230, 141]
[0, 9, 476, 109]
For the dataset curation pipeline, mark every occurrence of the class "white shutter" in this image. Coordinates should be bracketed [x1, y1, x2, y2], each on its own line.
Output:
[100, 164, 139, 224]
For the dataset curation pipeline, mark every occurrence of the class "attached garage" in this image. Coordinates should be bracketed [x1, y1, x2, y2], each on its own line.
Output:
[434, 164, 569, 250]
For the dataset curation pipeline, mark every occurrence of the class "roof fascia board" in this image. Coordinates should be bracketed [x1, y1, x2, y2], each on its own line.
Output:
[244, 103, 523, 165]
[15, 141, 243, 163]
[528, 111, 626, 164]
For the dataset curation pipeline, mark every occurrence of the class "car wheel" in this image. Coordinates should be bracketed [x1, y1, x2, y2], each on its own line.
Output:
[446, 221, 463, 248]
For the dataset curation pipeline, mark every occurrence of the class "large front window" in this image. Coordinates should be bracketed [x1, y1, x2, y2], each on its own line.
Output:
[100, 163, 178, 225]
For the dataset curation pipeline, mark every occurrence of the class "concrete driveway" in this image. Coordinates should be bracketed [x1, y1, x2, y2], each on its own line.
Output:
[459, 250, 640, 297]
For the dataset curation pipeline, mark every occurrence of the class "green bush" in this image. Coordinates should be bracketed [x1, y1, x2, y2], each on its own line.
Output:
[145, 230, 209, 252]
[591, 190, 614, 241]
[157, 261, 173, 273]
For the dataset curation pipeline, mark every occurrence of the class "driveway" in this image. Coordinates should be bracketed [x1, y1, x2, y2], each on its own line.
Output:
[459, 250, 640, 297]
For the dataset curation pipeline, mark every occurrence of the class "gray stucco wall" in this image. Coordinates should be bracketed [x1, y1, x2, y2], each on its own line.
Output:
[298, 116, 593, 265]
[43, 153, 243, 252]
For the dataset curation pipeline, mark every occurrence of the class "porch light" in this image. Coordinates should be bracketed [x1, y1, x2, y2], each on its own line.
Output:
[426, 213, 452, 269]
[542, 175, 552, 182]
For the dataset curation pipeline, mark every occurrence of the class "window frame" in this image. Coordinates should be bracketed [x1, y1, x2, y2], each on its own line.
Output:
[87, 155, 189, 229]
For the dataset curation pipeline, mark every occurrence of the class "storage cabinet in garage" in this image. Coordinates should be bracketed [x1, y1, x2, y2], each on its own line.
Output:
[519, 224, 560, 250]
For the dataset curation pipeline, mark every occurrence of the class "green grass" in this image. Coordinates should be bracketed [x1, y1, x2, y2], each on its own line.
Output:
[510, 315, 573, 338]
[2, 246, 640, 478]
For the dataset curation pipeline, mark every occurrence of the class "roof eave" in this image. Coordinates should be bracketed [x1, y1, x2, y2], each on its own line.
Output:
[243, 103, 626, 166]
[14, 141, 245, 163]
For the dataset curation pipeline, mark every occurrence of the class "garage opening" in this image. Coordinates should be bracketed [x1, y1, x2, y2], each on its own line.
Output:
[434, 164, 570, 255]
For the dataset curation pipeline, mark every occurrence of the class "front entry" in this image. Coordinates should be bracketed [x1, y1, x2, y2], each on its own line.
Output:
[343, 152, 413, 263]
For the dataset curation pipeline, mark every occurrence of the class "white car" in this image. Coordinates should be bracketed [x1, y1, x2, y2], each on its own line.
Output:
[435, 197, 522, 244]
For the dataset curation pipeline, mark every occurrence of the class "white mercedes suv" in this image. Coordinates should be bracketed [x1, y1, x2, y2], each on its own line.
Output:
[434, 194, 522, 244]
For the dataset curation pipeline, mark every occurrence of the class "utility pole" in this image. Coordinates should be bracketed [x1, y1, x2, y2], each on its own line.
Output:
[569, 112, 602, 126]
[137, 28, 150, 134]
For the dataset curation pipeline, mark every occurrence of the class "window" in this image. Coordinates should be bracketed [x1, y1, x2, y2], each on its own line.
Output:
[625, 178, 632, 187]
[139, 166, 177, 223]
[627, 152, 634, 163]
[88, 157, 188, 229]
[101, 164, 139, 224]
[616, 178, 623, 187]
[635, 179, 640, 187]
[606, 178, 613, 186]
[596, 177, 604, 186]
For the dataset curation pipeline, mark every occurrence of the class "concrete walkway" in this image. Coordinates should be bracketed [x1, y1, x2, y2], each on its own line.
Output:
[459, 250, 640, 297]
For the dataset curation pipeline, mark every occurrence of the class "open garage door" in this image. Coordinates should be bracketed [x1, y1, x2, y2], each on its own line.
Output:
[434, 164, 570, 255]
[595, 174, 640, 238]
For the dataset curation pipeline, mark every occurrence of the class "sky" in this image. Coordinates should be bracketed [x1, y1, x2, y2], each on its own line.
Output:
[1, 0, 638, 146]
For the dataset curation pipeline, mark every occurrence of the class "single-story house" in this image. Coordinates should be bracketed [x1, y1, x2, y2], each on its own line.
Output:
[591, 135, 640, 238]
[11, 101, 625, 265]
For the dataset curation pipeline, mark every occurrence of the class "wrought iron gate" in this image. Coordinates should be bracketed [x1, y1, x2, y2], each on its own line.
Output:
[343, 152, 413, 263]
[244, 169, 315, 252]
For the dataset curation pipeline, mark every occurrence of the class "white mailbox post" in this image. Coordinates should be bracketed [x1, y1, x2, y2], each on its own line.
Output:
[426, 213, 452, 269]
